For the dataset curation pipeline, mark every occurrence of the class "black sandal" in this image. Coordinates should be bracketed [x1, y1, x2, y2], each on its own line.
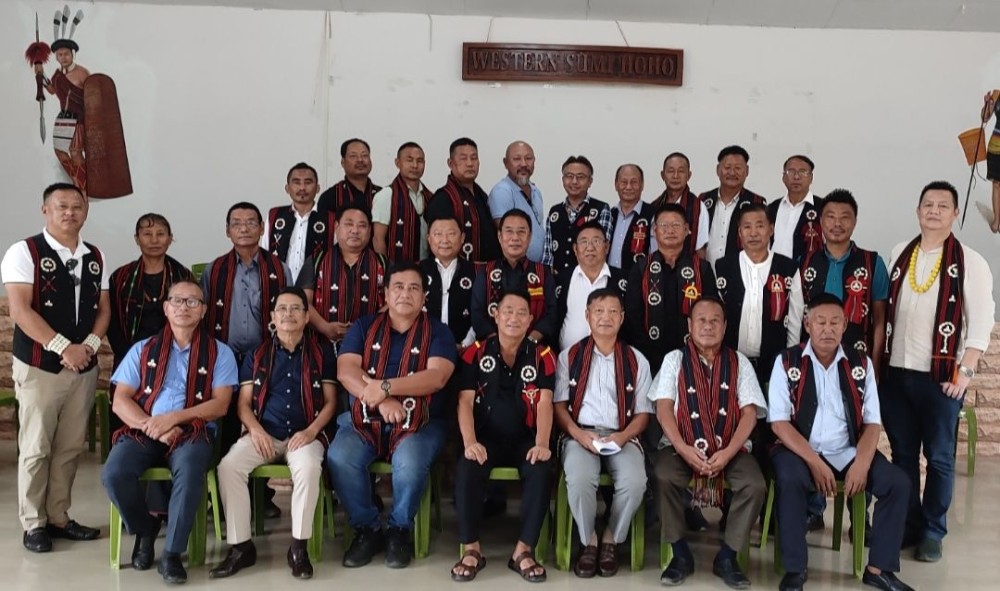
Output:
[451, 549, 486, 582]
[508, 550, 546, 583]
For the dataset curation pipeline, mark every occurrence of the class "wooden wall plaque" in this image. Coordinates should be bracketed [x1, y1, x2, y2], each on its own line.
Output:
[462, 43, 683, 86]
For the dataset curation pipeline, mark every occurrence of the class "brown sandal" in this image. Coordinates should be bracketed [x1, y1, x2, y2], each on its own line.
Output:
[598, 542, 618, 576]
[508, 550, 546, 583]
[451, 549, 486, 582]
[574, 545, 598, 578]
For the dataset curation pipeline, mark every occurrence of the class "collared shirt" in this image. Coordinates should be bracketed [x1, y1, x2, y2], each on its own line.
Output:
[541, 194, 614, 267]
[261, 204, 316, 282]
[435, 257, 476, 347]
[488, 176, 546, 262]
[767, 342, 880, 471]
[554, 344, 653, 430]
[558, 263, 611, 351]
[648, 348, 767, 448]
[111, 336, 239, 417]
[772, 193, 814, 259]
[820, 243, 890, 301]
[707, 195, 740, 264]
[887, 241, 995, 371]
[1, 228, 111, 322]
[371, 182, 430, 260]
[651, 195, 710, 252]
[736, 251, 804, 357]
[608, 204, 637, 269]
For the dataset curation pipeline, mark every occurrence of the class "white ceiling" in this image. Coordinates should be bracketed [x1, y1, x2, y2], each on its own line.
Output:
[106, 0, 1000, 33]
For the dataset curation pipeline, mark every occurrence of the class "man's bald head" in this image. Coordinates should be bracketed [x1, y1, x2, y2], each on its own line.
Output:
[503, 140, 536, 186]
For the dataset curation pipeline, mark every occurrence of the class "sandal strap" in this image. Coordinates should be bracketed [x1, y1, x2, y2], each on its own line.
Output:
[462, 548, 485, 564]
[512, 550, 535, 566]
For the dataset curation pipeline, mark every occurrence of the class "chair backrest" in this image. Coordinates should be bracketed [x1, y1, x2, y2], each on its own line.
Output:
[190, 263, 208, 282]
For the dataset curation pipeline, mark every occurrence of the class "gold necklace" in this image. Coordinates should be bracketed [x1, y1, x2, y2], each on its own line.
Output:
[907, 246, 942, 294]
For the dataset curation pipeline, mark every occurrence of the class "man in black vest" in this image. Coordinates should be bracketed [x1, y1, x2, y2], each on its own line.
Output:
[768, 294, 913, 591]
[607, 164, 655, 276]
[2, 182, 108, 553]
[541, 155, 613, 276]
[701, 145, 766, 265]
[767, 155, 823, 263]
[263, 162, 335, 283]
[419, 215, 476, 349]
[317, 138, 382, 216]
[650, 152, 708, 257]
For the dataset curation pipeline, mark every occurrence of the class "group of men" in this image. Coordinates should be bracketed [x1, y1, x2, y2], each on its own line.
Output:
[1, 137, 994, 591]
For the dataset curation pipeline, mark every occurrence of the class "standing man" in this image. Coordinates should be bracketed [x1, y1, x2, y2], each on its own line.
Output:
[981, 89, 1000, 232]
[608, 164, 656, 276]
[317, 138, 381, 216]
[488, 141, 546, 262]
[2, 182, 108, 552]
[702, 145, 766, 265]
[372, 142, 433, 264]
[263, 162, 336, 283]
[768, 155, 823, 262]
[425, 138, 501, 262]
[419, 216, 476, 348]
[651, 152, 708, 257]
[881, 181, 995, 562]
[542, 155, 613, 276]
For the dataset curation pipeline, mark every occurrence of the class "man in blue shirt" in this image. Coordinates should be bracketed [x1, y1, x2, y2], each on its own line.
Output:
[327, 262, 456, 569]
[101, 280, 238, 584]
[488, 141, 546, 262]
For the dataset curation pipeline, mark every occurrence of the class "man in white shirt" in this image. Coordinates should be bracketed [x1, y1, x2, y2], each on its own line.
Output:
[262, 162, 335, 283]
[769, 293, 912, 591]
[767, 155, 823, 263]
[700, 146, 766, 265]
[556, 221, 626, 351]
[419, 216, 476, 349]
[881, 181, 995, 562]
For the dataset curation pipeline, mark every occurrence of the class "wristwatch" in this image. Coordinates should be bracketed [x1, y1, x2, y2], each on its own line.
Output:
[958, 365, 975, 379]
[381, 379, 392, 398]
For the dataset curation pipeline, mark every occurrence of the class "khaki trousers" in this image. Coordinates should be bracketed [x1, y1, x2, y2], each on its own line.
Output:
[217, 433, 325, 544]
[12, 358, 98, 530]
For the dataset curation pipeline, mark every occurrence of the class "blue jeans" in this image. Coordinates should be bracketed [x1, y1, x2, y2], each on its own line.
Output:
[326, 412, 446, 530]
[880, 367, 962, 541]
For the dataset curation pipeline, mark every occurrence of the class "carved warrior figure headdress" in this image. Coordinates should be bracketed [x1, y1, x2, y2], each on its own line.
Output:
[50, 6, 84, 53]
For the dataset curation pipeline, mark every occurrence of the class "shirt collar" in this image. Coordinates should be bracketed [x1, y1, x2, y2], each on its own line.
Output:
[738, 249, 773, 269]
[564, 194, 591, 212]
[824, 242, 857, 263]
[802, 341, 847, 368]
[780, 192, 814, 207]
[572, 262, 611, 283]
[42, 227, 89, 257]
[291, 204, 317, 221]
[614, 201, 639, 217]
[436, 257, 458, 273]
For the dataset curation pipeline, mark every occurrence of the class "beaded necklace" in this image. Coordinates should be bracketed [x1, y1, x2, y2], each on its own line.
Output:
[907, 246, 942, 294]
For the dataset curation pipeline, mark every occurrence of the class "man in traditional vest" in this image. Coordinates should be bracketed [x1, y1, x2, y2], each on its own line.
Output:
[650, 152, 709, 258]
[625, 204, 717, 376]
[372, 142, 433, 264]
[327, 263, 456, 569]
[542, 155, 613, 276]
[767, 155, 823, 263]
[555, 288, 653, 578]
[556, 221, 627, 352]
[702, 145, 767, 265]
[419, 215, 476, 349]
[262, 162, 335, 283]
[608, 163, 656, 276]
[714, 203, 804, 384]
[210, 287, 336, 580]
[425, 137, 501, 262]
[489, 141, 547, 262]
[2, 182, 108, 553]
[470, 209, 557, 345]
[768, 293, 913, 591]
[317, 138, 381, 216]
[882, 181, 995, 562]
[649, 296, 766, 589]
[101, 280, 238, 583]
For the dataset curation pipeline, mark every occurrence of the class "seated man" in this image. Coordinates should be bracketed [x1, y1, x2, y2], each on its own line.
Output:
[210, 287, 336, 580]
[649, 296, 766, 589]
[101, 280, 237, 584]
[452, 291, 555, 583]
[768, 293, 912, 591]
[555, 288, 652, 578]
[327, 262, 456, 569]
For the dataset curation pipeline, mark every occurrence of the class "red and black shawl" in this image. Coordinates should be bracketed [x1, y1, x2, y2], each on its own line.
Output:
[206, 249, 286, 342]
[386, 175, 432, 264]
[109, 255, 193, 348]
[565, 336, 639, 431]
[312, 247, 385, 324]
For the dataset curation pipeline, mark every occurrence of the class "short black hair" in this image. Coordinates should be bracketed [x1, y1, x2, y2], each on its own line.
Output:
[807, 292, 844, 312]
[783, 154, 815, 171]
[286, 162, 318, 183]
[690, 295, 727, 321]
[227, 202, 263, 225]
[166, 279, 204, 299]
[586, 287, 623, 308]
[615, 163, 644, 182]
[662, 152, 690, 168]
[335, 202, 373, 224]
[427, 215, 463, 232]
[42, 182, 83, 203]
[820, 189, 858, 216]
[499, 208, 532, 230]
[499, 289, 532, 309]
[397, 142, 423, 157]
[449, 137, 478, 156]
[563, 155, 594, 175]
[919, 180, 959, 208]
[273, 286, 309, 310]
[654, 203, 687, 223]
[340, 138, 371, 158]
[135, 213, 172, 236]
[573, 220, 606, 241]
[736, 202, 769, 225]
[717, 145, 750, 164]
[383, 261, 427, 290]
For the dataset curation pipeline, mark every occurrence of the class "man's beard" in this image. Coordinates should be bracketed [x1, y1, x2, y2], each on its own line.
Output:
[515, 174, 530, 187]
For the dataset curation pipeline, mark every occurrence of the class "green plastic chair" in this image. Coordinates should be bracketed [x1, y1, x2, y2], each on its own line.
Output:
[342, 461, 433, 558]
[554, 470, 643, 571]
[0, 391, 18, 455]
[458, 467, 552, 564]
[960, 406, 977, 476]
[190, 263, 208, 282]
[249, 464, 327, 562]
[88, 390, 110, 462]
[659, 480, 750, 571]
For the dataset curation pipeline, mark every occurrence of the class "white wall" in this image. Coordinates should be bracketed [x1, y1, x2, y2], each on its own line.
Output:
[1, 1, 997, 293]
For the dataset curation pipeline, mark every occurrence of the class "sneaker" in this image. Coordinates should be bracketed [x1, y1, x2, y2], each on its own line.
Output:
[385, 526, 413, 568]
[343, 527, 384, 568]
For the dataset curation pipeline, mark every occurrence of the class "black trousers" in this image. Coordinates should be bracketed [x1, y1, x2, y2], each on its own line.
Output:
[454, 438, 551, 546]
[772, 448, 909, 574]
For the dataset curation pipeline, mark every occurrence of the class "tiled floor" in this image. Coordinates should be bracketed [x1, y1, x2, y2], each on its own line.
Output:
[1, 441, 996, 590]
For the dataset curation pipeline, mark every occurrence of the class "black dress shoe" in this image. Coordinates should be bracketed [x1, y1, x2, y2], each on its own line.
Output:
[158, 553, 188, 584]
[23, 528, 52, 553]
[805, 512, 825, 532]
[385, 526, 412, 569]
[131, 524, 160, 571]
[343, 527, 384, 568]
[713, 556, 751, 589]
[287, 546, 314, 579]
[47, 520, 100, 541]
[660, 555, 694, 586]
[685, 507, 709, 532]
[862, 570, 915, 591]
[263, 500, 282, 519]
[209, 542, 258, 578]
[780, 571, 808, 591]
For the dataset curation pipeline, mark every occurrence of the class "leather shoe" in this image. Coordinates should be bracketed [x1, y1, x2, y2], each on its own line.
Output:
[862, 569, 915, 591]
[209, 542, 258, 578]
[47, 520, 100, 541]
[343, 527, 384, 568]
[685, 507, 709, 532]
[713, 556, 751, 589]
[780, 571, 808, 591]
[131, 524, 160, 571]
[573, 545, 598, 578]
[263, 500, 282, 519]
[805, 512, 825, 532]
[385, 526, 412, 568]
[660, 555, 694, 586]
[287, 546, 313, 579]
[158, 553, 188, 584]
[914, 538, 942, 562]
[598, 543, 618, 577]
[23, 528, 52, 553]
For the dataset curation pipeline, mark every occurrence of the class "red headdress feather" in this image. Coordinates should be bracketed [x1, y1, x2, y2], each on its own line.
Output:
[25, 41, 51, 65]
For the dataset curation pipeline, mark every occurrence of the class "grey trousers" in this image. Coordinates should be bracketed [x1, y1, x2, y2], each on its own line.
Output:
[561, 432, 647, 545]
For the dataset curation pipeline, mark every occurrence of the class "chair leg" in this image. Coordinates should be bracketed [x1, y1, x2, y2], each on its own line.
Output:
[414, 478, 432, 559]
[308, 481, 324, 563]
[660, 538, 671, 570]
[966, 408, 978, 477]
[324, 489, 336, 539]
[97, 392, 110, 463]
[832, 491, 845, 552]
[760, 479, 775, 550]
[631, 499, 645, 571]
[87, 404, 97, 453]
[110, 503, 122, 569]
[536, 507, 551, 565]
[208, 471, 222, 541]
[188, 478, 208, 567]
[252, 478, 265, 537]
[554, 472, 570, 571]
[851, 493, 865, 579]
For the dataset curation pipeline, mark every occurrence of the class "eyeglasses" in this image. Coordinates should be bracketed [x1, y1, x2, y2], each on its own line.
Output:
[228, 220, 260, 229]
[65, 258, 81, 286]
[576, 238, 606, 249]
[655, 222, 685, 230]
[166, 296, 204, 308]
[783, 169, 812, 178]
[562, 173, 591, 182]
[274, 304, 306, 314]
